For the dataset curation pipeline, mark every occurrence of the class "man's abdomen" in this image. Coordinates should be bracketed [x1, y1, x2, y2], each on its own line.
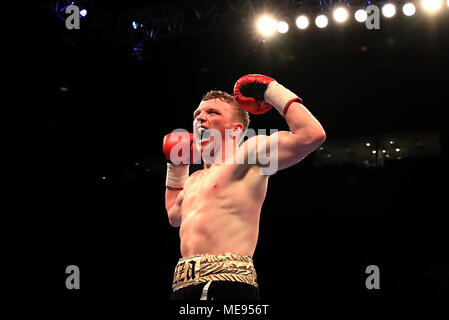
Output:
[179, 207, 259, 258]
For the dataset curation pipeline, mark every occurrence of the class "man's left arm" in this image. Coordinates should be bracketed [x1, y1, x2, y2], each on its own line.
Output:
[234, 74, 326, 172]
[265, 81, 326, 171]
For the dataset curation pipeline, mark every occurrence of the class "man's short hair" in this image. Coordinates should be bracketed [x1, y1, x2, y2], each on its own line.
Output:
[202, 90, 250, 132]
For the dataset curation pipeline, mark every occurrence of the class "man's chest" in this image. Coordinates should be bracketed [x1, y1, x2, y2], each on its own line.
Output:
[182, 166, 236, 204]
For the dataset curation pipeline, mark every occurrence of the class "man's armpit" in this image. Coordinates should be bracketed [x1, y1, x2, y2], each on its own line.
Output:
[236, 135, 275, 166]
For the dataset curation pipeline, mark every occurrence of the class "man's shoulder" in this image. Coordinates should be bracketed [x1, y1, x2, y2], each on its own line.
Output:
[182, 170, 201, 193]
[187, 169, 203, 182]
[241, 134, 270, 144]
[237, 134, 271, 154]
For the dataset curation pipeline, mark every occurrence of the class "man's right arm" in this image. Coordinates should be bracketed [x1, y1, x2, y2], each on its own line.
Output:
[162, 132, 195, 227]
[165, 188, 183, 227]
[163, 162, 189, 228]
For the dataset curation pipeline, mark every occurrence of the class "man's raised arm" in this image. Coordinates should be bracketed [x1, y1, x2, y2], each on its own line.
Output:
[234, 74, 326, 172]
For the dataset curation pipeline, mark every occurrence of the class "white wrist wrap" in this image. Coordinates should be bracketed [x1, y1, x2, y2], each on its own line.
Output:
[166, 163, 189, 189]
[264, 81, 299, 115]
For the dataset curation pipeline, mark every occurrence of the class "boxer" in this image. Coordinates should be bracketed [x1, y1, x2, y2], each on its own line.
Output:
[163, 74, 326, 300]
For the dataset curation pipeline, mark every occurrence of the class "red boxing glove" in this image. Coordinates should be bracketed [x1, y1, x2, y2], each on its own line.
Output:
[233, 74, 275, 114]
[163, 132, 201, 165]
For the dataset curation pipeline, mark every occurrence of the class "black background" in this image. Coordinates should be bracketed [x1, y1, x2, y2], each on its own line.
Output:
[25, 0, 449, 312]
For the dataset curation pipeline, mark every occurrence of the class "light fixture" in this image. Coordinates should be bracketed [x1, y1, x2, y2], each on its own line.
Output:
[257, 16, 277, 36]
[315, 15, 329, 28]
[296, 15, 309, 29]
[277, 21, 289, 33]
[422, 0, 442, 12]
[382, 3, 397, 18]
[333, 7, 349, 23]
[355, 9, 368, 22]
[402, 3, 417, 16]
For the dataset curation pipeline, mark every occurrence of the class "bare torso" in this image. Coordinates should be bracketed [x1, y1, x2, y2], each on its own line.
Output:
[179, 163, 269, 258]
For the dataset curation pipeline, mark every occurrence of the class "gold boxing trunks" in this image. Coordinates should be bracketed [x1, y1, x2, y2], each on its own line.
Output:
[172, 252, 258, 292]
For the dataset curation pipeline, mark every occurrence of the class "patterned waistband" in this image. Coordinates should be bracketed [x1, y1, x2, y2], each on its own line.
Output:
[172, 252, 258, 292]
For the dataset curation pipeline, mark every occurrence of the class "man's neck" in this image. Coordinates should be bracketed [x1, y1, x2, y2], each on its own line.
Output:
[202, 138, 238, 169]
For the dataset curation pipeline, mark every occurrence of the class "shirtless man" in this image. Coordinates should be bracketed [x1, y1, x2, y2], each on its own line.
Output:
[163, 74, 326, 300]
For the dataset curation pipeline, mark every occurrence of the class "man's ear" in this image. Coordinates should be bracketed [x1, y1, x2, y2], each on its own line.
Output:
[230, 123, 243, 137]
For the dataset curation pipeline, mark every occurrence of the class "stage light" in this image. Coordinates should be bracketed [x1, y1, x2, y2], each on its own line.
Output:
[315, 15, 328, 28]
[80, 9, 87, 17]
[132, 21, 139, 29]
[382, 3, 397, 17]
[333, 7, 349, 23]
[257, 16, 277, 36]
[277, 21, 289, 33]
[296, 15, 309, 29]
[402, 3, 416, 16]
[395, 148, 401, 152]
[355, 9, 368, 22]
[422, 0, 442, 12]
[366, 142, 371, 147]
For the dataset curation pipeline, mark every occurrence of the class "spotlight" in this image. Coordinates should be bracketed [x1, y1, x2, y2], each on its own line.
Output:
[382, 3, 397, 17]
[132, 21, 139, 29]
[296, 15, 309, 29]
[257, 16, 277, 36]
[422, 0, 442, 12]
[354, 9, 368, 22]
[315, 15, 328, 28]
[80, 9, 87, 17]
[277, 21, 289, 33]
[402, 3, 416, 16]
[333, 7, 349, 23]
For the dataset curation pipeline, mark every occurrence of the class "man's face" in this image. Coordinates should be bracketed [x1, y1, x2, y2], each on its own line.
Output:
[193, 98, 239, 154]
